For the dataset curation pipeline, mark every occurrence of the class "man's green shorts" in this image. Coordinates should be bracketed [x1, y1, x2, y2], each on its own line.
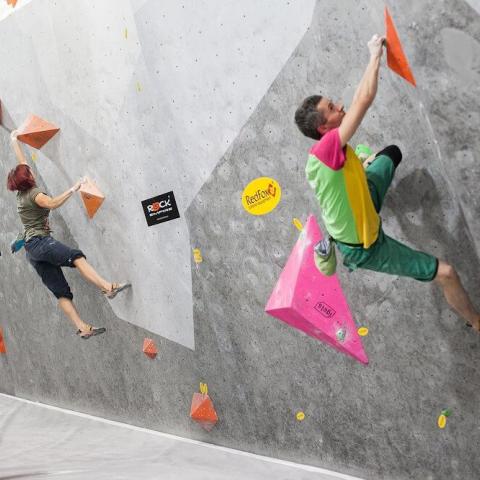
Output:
[335, 149, 439, 282]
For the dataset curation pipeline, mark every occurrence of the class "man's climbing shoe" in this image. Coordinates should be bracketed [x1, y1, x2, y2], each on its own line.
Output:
[103, 282, 131, 299]
[313, 237, 337, 276]
[76, 325, 106, 339]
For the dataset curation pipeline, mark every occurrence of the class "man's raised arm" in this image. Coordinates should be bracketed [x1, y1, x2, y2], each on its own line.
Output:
[339, 34, 385, 147]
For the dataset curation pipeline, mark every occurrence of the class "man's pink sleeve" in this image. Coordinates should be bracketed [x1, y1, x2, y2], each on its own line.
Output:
[309, 128, 346, 170]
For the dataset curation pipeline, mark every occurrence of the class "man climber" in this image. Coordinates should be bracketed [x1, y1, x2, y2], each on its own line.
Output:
[294, 34, 480, 332]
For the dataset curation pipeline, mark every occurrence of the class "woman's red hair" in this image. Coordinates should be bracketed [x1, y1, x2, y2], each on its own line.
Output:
[7, 164, 36, 191]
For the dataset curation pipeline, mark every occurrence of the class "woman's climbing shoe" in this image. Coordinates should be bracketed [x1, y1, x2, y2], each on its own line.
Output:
[76, 325, 106, 339]
[103, 282, 131, 299]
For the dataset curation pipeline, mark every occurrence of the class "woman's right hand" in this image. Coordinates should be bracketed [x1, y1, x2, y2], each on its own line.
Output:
[71, 177, 87, 192]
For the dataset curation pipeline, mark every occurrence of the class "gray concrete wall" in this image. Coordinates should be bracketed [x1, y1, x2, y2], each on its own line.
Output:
[0, 1, 479, 479]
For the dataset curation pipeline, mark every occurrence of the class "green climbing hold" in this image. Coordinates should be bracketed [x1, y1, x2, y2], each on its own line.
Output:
[355, 144, 372, 161]
[336, 328, 346, 342]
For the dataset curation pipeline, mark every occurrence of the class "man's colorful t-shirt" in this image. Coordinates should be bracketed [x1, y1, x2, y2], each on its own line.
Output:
[305, 128, 379, 248]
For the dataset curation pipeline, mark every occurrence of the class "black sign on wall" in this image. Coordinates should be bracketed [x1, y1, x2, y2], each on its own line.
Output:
[141, 191, 180, 226]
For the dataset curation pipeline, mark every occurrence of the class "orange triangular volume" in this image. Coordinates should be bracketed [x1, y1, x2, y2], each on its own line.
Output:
[142, 338, 157, 359]
[17, 114, 60, 149]
[385, 7, 416, 87]
[190, 392, 218, 431]
[0, 328, 6, 354]
[79, 177, 105, 219]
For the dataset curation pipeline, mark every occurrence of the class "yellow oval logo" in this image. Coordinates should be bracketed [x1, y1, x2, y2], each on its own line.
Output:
[242, 177, 281, 216]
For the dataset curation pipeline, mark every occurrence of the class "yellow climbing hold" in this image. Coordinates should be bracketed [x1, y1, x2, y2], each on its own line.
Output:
[293, 218, 303, 232]
[358, 327, 369, 337]
[437, 414, 447, 429]
[31, 152, 37, 162]
[136, 81, 142, 92]
[200, 382, 208, 395]
[193, 248, 203, 264]
[296, 411, 305, 421]
[124, 27, 128, 39]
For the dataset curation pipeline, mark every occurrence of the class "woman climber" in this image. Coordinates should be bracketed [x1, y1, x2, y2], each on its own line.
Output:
[7, 129, 130, 339]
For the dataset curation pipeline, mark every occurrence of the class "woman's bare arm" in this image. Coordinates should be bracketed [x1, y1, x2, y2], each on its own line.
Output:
[10, 130, 28, 165]
[35, 179, 85, 210]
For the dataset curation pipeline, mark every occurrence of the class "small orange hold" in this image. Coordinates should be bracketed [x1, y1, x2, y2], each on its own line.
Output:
[142, 338, 157, 359]
[0, 328, 7, 354]
[17, 114, 60, 149]
[190, 392, 218, 431]
[79, 178, 105, 219]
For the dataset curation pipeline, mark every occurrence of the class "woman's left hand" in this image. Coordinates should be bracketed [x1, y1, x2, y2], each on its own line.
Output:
[10, 129, 19, 141]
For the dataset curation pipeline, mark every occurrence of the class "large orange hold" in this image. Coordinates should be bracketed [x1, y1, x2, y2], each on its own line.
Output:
[79, 177, 105, 219]
[7, 0, 18, 7]
[143, 338, 157, 359]
[0, 328, 6, 354]
[17, 114, 60, 149]
[384, 7, 416, 87]
[190, 392, 218, 431]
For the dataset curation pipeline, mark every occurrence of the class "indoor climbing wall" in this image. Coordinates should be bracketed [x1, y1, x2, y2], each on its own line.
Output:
[0, 0, 315, 348]
[1, 1, 479, 479]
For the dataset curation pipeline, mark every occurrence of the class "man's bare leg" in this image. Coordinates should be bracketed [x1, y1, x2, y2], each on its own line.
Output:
[73, 257, 111, 292]
[435, 260, 480, 331]
[58, 297, 90, 332]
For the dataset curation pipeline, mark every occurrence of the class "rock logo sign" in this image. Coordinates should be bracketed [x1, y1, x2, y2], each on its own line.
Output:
[141, 191, 180, 226]
[241, 177, 282, 216]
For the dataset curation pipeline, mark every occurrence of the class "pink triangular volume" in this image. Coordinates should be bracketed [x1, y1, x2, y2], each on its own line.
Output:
[265, 214, 368, 364]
